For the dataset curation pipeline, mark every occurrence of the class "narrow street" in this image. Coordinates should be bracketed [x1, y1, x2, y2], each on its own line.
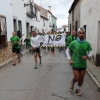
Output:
[0, 48, 100, 100]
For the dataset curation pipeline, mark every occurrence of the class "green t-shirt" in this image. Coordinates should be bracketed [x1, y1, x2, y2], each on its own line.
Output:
[10, 36, 20, 48]
[65, 35, 77, 46]
[68, 40, 92, 68]
[27, 35, 31, 45]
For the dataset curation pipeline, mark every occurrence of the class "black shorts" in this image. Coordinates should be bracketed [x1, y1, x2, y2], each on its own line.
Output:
[12, 48, 20, 54]
[73, 68, 86, 71]
[33, 47, 40, 53]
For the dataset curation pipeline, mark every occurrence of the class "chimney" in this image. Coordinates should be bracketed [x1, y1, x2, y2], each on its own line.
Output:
[48, 6, 51, 12]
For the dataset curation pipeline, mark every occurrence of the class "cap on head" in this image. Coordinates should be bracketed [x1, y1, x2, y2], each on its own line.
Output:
[77, 27, 85, 33]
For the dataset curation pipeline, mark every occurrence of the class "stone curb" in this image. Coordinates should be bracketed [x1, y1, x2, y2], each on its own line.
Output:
[86, 68, 100, 88]
[0, 50, 28, 69]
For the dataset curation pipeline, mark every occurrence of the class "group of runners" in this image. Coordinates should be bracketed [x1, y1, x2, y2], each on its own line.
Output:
[10, 27, 92, 96]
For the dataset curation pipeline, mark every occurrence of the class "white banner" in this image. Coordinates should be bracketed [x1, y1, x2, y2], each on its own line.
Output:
[42, 33, 66, 47]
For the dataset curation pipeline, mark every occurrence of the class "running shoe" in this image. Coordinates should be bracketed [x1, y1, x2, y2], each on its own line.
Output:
[39, 62, 42, 66]
[52, 52, 55, 55]
[13, 62, 16, 66]
[76, 89, 81, 96]
[34, 65, 38, 69]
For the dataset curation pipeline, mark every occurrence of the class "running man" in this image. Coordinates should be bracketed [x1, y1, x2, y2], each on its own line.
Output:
[66, 27, 92, 96]
[10, 32, 21, 66]
[31, 30, 45, 69]
[65, 30, 77, 47]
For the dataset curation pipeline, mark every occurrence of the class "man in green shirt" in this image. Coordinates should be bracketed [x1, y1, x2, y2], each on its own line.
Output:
[65, 30, 77, 47]
[27, 34, 32, 54]
[24, 33, 32, 54]
[10, 32, 21, 66]
[66, 27, 92, 96]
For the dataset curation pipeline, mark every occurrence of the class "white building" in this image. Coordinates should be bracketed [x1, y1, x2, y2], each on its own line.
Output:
[80, 0, 100, 66]
[40, 7, 49, 33]
[0, 0, 57, 63]
[12, 0, 36, 39]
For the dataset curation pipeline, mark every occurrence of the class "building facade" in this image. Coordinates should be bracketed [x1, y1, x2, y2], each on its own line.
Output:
[68, 0, 100, 66]
[0, 0, 57, 63]
[68, 0, 80, 34]
[40, 6, 49, 33]
[80, 0, 100, 66]
[52, 15, 57, 31]
[0, 0, 13, 63]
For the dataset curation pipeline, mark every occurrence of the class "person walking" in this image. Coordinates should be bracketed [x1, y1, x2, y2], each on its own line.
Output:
[10, 32, 21, 66]
[17, 30, 22, 56]
[31, 30, 45, 69]
[66, 27, 92, 96]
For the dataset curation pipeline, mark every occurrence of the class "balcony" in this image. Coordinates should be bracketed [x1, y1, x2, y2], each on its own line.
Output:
[24, 1, 36, 18]
[26, 11, 36, 18]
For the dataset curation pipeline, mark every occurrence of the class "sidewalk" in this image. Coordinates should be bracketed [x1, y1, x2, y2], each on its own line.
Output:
[87, 60, 100, 88]
[0, 50, 28, 68]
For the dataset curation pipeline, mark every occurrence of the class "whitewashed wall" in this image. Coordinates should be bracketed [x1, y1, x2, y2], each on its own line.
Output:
[5, 0, 53, 42]
[80, 0, 100, 56]
[0, 0, 13, 41]
[39, 17, 48, 33]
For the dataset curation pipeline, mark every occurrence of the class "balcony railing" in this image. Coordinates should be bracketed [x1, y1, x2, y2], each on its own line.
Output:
[26, 10, 36, 18]
[24, 1, 36, 18]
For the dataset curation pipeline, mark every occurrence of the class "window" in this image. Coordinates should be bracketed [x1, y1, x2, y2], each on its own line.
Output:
[26, 23, 29, 36]
[83, 25, 86, 39]
[43, 19, 45, 26]
[72, 10, 74, 21]
[0, 15, 7, 48]
[83, 25, 86, 33]
[37, 29, 39, 33]
[13, 19, 17, 33]
[30, 26, 33, 32]
[75, 21, 78, 33]
[53, 24, 55, 28]
[18, 20, 22, 34]
[64, 28, 66, 32]
[70, 24, 71, 34]
[42, 29, 44, 33]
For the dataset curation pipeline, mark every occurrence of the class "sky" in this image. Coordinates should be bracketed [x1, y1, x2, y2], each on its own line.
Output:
[34, 0, 74, 28]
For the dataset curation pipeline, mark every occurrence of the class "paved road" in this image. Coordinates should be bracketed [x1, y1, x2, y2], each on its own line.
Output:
[0, 48, 100, 100]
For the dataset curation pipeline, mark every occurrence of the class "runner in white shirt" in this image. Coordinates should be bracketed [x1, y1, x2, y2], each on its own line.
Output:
[31, 30, 45, 69]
